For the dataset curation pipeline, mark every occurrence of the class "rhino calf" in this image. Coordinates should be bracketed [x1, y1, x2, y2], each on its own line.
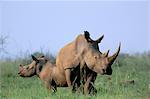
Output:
[18, 55, 80, 92]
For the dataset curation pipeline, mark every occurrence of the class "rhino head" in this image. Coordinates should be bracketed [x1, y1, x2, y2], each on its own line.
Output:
[83, 31, 121, 75]
[18, 55, 47, 77]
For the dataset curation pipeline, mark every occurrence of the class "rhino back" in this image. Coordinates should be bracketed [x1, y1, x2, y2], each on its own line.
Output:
[56, 34, 87, 69]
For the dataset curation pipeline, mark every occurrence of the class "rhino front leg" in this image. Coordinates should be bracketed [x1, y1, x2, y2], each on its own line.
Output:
[65, 69, 72, 87]
[83, 74, 97, 95]
[89, 74, 97, 95]
[44, 80, 52, 93]
[89, 84, 97, 95]
[84, 75, 92, 95]
[51, 80, 57, 93]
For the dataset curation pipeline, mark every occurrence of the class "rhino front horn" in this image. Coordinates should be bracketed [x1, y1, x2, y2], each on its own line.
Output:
[108, 43, 121, 65]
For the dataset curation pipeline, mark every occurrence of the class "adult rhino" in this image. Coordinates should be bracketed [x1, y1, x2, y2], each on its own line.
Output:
[56, 31, 121, 94]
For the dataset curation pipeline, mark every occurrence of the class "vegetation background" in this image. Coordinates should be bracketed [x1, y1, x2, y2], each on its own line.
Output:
[0, 49, 150, 99]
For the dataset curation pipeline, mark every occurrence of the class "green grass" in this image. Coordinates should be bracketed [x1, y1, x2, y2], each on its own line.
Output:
[0, 55, 150, 99]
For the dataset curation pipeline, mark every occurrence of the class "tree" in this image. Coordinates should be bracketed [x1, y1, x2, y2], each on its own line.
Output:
[0, 34, 8, 54]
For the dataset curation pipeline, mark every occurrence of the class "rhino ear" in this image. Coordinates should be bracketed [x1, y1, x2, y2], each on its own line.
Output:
[84, 31, 93, 42]
[95, 34, 104, 43]
[31, 55, 38, 62]
[84, 31, 90, 39]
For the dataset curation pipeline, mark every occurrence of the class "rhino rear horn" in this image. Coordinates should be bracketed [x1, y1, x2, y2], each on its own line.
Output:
[104, 49, 110, 57]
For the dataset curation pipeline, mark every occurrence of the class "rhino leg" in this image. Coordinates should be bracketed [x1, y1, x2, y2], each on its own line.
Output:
[65, 69, 72, 87]
[89, 74, 97, 95]
[44, 80, 52, 93]
[83, 75, 97, 95]
[51, 79, 57, 93]
[84, 75, 92, 95]
[43, 78, 57, 93]
[71, 65, 81, 92]
[89, 83, 97, 95]
[83, 65, 97, 95]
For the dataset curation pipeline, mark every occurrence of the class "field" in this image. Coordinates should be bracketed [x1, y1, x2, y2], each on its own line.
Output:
[0, 53, 150, 99]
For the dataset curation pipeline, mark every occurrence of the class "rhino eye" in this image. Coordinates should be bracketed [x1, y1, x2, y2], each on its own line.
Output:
[94, 55, 100, 59]
[94, 56, 97, 59]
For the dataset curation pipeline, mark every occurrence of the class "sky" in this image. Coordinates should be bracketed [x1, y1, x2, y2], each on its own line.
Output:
[0, 0, 149, 58]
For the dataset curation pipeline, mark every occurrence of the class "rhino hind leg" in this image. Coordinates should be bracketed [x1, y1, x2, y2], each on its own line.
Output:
[65, 69, 72, 88]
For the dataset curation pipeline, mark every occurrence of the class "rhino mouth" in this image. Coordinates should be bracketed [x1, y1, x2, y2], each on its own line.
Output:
[105, 67, 112, 75]
[18, 65, 36, 77]
[18, 64, 26, 74]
